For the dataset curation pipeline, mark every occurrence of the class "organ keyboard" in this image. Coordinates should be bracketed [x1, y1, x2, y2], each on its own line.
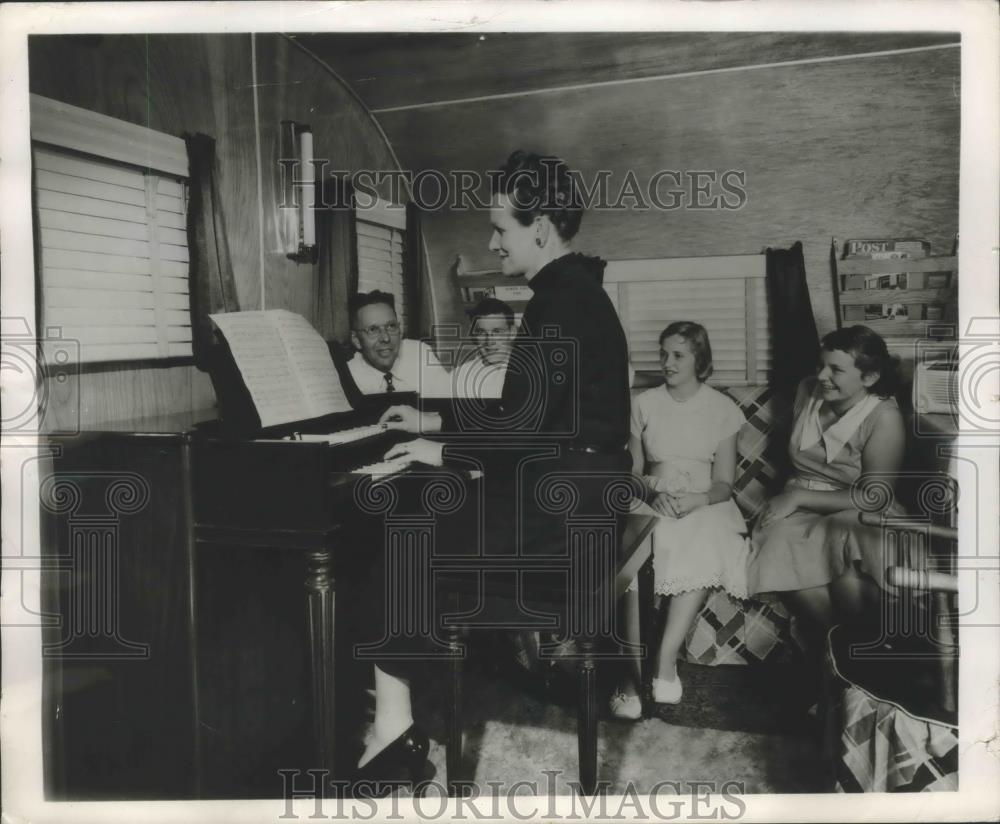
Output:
[191, 397, 416, 530]
[351, 456, 415, 478]
[286, 423, 389, 445]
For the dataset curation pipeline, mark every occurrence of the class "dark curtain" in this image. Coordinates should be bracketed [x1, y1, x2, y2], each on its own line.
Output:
[763, 241, 820, 488]
[184, 133, 240, 370]
[765, 241, 820, 395]
[314, 178, 357, 347]
[404, 201, 426, 337]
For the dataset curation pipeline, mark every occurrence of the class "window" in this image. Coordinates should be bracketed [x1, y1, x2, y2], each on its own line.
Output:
[604, 255, 772, 385]
[30, 94, 191, 363]
[355, 197, 408, 333]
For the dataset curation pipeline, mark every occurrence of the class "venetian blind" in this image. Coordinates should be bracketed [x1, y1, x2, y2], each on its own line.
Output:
[356, 197, 407, 333]
[604, 256, 772, 386]
[31, 94, 191, 363]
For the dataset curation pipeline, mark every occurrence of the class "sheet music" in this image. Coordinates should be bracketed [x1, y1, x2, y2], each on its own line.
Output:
[209, 311, 306, 427]
[210, 310, 352, 426]
[270, 311, 352, 417]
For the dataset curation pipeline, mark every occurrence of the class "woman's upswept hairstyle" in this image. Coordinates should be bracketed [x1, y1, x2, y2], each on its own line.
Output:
[490, 150, 584, 241]
[660, 321, 714, 382]
[820, 325, 900, 397]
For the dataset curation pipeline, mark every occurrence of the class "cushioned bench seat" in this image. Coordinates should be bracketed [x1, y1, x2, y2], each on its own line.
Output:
[680, 383, 801, 666]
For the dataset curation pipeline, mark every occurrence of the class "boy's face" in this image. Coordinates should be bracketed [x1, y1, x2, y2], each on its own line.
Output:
[473, 314, 515, 365]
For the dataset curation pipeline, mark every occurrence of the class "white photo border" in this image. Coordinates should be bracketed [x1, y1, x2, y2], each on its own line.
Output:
[2, 1, 997, 822]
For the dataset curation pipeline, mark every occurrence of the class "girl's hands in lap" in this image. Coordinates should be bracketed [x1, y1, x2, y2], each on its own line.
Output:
[667, 492, 708, 518]
[757, 490, 801, 529]
[651, 492, 679, 517]
[650, 491, 708, 518]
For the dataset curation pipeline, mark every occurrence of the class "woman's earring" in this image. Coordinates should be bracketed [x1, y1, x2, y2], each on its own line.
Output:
[535, 237, 544, 247]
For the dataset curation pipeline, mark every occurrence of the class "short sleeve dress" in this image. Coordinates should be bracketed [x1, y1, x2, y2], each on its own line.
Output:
[746, 377, 903, 595]
[631, 383, 750, 598]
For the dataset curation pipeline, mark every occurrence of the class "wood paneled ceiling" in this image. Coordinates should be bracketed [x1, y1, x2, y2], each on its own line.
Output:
[291, 32, 959, 112]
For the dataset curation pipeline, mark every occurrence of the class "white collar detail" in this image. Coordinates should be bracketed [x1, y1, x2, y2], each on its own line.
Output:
[799, 385, 882, 462]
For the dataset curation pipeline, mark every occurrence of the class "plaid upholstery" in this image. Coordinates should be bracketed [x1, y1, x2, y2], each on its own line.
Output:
[720, 384, 793, 520]
[827, 624, 958, 792]
[681, 384, 799, 666]
[683, 590, 798, 665]
[833, 674, 958, 792]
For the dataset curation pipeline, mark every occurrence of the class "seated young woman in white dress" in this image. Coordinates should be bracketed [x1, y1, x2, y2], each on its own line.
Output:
[611, 321, 749, 719]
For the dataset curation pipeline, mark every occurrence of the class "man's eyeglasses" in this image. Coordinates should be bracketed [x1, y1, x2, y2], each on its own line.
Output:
[356, 321, 401, 338]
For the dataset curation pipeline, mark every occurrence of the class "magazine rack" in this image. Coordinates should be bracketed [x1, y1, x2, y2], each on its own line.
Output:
[830, 237, 958, 366]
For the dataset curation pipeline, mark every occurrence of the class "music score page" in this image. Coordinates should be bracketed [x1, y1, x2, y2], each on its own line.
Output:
[209, 310, 351, 427]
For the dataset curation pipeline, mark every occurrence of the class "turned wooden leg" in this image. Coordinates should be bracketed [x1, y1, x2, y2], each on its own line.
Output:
[931, 591, 958, 714]
[446, 621, 464, 794]
[305, 548, 336, 780]
[637, 556, 655, 716]
[576, 637, 598, 795]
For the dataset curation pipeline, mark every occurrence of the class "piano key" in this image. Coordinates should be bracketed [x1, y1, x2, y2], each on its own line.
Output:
[351, 456, 415, 479]
[284, 423, 388, 444]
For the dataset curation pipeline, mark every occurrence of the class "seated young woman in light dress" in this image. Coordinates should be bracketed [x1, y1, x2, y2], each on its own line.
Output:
[611, 322, 749, 719]
[746, 325, 906, 645]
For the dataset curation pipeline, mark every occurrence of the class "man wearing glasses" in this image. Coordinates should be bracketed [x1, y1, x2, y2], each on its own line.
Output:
[450, 297, 517, 400]
[346, 290, 449, 396]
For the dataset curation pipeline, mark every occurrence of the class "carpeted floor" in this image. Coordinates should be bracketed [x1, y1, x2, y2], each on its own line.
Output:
[364, 659, 830, 795]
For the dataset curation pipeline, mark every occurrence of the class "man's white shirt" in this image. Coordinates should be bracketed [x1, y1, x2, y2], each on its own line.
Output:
[347, 338, 451, 396]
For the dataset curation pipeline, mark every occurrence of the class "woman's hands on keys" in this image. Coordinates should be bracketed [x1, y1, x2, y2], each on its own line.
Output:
[383, 438, 445, 467]
[378, 405, 443, 434]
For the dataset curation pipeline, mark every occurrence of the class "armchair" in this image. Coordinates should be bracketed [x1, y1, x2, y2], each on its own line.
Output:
[826, 476, 959, 792]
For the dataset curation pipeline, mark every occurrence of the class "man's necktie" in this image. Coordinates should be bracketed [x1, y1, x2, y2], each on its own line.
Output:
[384, 372, 395, 393]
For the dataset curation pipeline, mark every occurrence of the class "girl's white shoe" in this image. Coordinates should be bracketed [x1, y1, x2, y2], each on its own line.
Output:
[609, 689, 642, 720]
[652, 675, 683, 704]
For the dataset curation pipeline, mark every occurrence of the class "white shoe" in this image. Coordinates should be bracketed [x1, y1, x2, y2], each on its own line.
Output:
[652, 675, 683, 704]
[609, 689, 642, 720]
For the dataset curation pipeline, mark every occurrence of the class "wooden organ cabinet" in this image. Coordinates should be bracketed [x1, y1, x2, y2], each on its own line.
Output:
[41, 405, 412, 799]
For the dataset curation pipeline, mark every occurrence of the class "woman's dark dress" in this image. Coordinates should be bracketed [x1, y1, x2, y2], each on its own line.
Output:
[354, 253, 633, 676]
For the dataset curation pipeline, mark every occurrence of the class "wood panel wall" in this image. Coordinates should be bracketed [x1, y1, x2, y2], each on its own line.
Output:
[29, 34, 401, 427]
[374, 44, 960, 340]
[307, 32, 958, 113]
[28, 34, 961, 427]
